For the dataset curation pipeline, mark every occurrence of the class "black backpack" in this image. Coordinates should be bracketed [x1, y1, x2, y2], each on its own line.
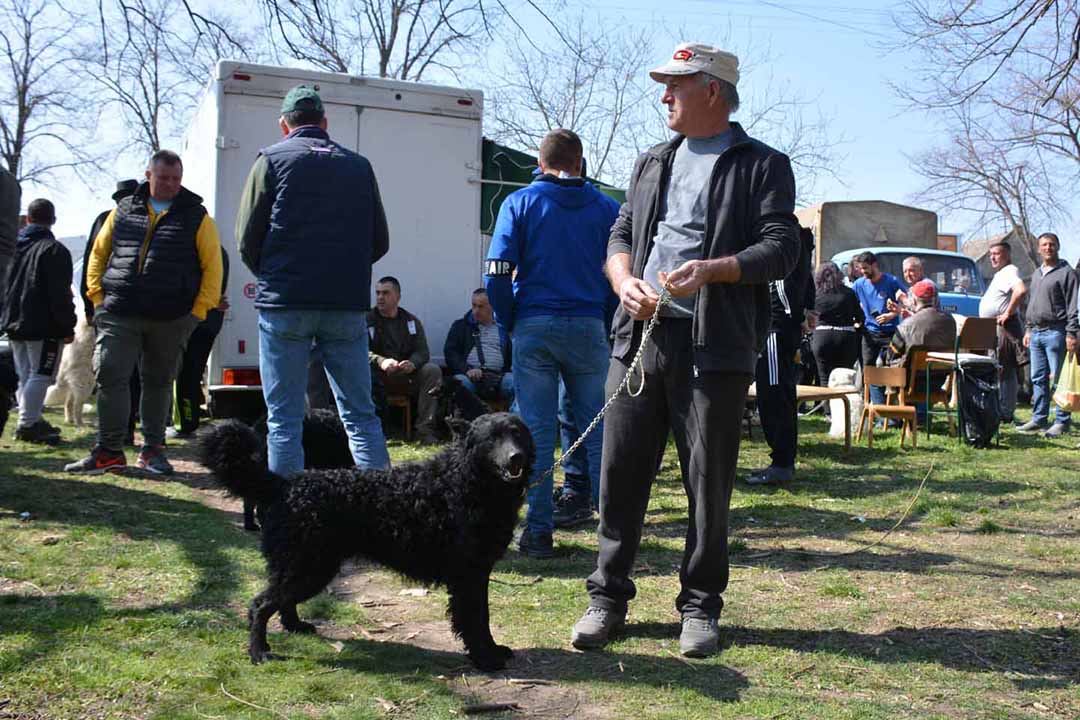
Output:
[957, 363, 1000, 448]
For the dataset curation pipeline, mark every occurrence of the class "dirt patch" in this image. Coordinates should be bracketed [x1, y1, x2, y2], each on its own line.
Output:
[167, 438, 609, 719]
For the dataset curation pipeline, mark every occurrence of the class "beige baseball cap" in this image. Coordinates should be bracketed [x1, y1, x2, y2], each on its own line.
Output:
[649, 43, 739, 86]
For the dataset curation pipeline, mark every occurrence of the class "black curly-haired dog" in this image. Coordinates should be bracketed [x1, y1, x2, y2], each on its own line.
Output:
[199, 412, 534, 671]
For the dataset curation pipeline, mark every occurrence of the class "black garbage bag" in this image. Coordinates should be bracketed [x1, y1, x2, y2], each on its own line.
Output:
[957, 363, 1000, 448]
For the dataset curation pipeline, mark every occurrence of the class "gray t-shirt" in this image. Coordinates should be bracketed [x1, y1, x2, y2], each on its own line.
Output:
[466, 321, 504, 370]
[643, 130, 733, 317]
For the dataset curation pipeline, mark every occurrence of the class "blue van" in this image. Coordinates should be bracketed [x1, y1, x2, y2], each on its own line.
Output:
[831, 247, 984, 317]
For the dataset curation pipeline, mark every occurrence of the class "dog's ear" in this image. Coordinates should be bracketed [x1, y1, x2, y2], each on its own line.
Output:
[446, 416, 471, 440]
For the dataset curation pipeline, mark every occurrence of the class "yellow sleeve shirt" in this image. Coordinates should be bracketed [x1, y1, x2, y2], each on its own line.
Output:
[85, 203, 224, 321]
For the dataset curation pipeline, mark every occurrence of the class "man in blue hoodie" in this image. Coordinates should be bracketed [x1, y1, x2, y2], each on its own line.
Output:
[485, 128, 620, 559]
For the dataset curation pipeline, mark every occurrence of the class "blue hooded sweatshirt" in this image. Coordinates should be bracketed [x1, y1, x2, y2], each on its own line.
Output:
[484, 175, 619, 331]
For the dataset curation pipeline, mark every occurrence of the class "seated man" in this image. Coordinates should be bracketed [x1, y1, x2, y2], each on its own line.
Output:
[887, 280, 957, 409]
[368, 276, 442, 444]
[444, 288, 514, 407]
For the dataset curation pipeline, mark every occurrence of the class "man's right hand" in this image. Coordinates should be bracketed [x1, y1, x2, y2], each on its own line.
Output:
[1023, 332, 1031, 348]
[466, 368, 483, 381]
[379, 358, 400, 374]
[619, 277, 660, 321]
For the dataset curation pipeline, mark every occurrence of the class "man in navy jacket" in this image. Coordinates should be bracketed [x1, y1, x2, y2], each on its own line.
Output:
[235, 85, 390, 476]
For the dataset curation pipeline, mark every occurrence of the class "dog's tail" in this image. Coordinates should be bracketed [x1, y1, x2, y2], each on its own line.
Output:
[198, 420, 278, 505]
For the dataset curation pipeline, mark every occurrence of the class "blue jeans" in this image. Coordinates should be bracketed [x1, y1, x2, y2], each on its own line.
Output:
[513, 316, 608, 535]
[1029, 327, 1070, 426]
[558, 379, 590, 499]
[259, 309, 390, 477]
[454, 372, 516, 405]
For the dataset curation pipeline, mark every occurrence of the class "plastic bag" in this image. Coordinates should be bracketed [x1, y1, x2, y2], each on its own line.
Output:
[1053, 351, 1080, 412]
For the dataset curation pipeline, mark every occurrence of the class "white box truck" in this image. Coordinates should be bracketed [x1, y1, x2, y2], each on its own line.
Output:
[181, 61, 484, 418]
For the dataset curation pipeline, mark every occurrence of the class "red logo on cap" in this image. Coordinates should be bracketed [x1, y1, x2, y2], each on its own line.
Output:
[673, 49, 694, 61]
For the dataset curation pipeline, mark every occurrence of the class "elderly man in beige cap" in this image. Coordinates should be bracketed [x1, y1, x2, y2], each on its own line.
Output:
[571, 42, 800, 657]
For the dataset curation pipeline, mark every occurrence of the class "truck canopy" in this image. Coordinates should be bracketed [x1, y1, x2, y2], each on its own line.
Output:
[796, 201, 938, 266]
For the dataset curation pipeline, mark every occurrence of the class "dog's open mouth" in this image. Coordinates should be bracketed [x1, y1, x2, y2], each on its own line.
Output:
[504, 456, 527, 482]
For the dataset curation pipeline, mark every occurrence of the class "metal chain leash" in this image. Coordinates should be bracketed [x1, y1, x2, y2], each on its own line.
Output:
[533, 288, 673, 488]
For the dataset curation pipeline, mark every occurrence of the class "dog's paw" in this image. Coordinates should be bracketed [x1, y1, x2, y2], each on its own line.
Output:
[468, 646, 513, 672]
[249, 647, 274, 664]
[285, 620, 317, 635]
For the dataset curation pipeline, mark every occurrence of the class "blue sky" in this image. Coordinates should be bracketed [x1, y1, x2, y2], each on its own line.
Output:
[31, 0, 1079, 257]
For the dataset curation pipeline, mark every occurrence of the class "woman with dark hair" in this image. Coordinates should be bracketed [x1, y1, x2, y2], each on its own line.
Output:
[811, 261, 862, 387]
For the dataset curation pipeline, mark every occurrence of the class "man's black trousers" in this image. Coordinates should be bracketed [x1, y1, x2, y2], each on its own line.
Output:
[755, 330, 799, 468]
[586, 319, 751, 620]
[174, 312, 223, 433]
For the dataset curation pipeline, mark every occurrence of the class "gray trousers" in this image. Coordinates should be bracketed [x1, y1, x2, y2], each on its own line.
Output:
[94, 310, 198, 451]
[11, 339, 62, 428]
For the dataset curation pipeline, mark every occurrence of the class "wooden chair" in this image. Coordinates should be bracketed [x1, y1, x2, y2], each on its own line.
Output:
[386, 393, 412, 440]
[857, 366, 918, 448]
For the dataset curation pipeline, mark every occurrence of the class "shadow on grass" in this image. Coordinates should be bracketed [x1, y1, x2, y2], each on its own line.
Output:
[320, 637, 751, 704]
[0, 457, 253, 610]
[722, 623, 1078, 690]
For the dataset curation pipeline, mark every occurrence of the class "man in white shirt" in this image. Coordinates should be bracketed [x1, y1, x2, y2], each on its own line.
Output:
[978, 240, 1028, 422]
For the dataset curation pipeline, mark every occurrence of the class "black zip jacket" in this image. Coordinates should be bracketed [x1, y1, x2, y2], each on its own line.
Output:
[1, 224, 76, 340]
[608, 122, 800, 374]
[1025, 260, 1079, 336]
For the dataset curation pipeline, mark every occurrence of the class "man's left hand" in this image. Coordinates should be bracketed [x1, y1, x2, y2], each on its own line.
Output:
[466, 368, 483, 381]
[660, 257, 739, 297]
[1068, 335, 1077, 353]
[399, 360, 416, 374]
[996, 311, 1010, 327]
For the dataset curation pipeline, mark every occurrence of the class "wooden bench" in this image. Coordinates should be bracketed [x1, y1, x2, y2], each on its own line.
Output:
[747, 384, 858, 451]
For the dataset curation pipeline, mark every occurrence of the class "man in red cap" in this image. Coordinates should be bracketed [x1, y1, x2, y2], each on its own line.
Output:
[887, 280, 956, 365]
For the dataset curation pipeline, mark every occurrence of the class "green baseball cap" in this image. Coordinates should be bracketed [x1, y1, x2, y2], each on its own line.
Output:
[281, 85, 323, 114]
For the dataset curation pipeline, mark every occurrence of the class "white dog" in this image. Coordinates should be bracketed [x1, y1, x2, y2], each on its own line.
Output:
[45, 292, 95, 426]
[827, 367, 862, 439]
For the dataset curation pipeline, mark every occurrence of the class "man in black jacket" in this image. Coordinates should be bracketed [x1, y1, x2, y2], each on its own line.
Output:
[1, 199, 75, 444]
[748, 226, 815, 485]
[443, 288, 514, 406]
[572, 43, 799, 658]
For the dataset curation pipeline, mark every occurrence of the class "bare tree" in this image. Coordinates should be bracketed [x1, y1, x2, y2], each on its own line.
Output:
[486, 22, 656, 186]
[908, 104, 1068, 267]
[259, 0, 489, 80]
[895, 1, 1079, 107]
[489, 22, 844, 199]
[0, 0, 97, 183]
[82, 0, 253, 154]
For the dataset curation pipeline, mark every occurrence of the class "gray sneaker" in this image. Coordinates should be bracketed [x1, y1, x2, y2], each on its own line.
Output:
[679, 616, 720, 658]
[136, 445, 174, 475]
[745, 465, 793, 485]
[570, 606, 625, 650]
[1043, 422, 1070, 438]
[1016, 420, 1048, 434]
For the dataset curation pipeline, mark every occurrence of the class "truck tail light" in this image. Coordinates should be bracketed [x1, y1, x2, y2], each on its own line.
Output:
[223, 368, 261, 386]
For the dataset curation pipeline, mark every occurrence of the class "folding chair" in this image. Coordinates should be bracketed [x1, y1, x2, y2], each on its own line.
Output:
[908, 349, 955, 438]
[857, 366, 918, 448]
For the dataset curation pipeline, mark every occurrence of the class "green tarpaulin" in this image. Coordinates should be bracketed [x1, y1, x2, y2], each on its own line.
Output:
[480, 139, 627, 234]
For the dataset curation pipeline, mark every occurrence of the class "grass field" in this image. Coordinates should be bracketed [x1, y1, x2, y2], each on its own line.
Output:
[1, 408, 1077, 719]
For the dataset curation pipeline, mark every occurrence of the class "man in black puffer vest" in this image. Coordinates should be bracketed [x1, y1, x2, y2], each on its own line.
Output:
[236, 85, 390, 478]
[66, 150, 223, 475]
